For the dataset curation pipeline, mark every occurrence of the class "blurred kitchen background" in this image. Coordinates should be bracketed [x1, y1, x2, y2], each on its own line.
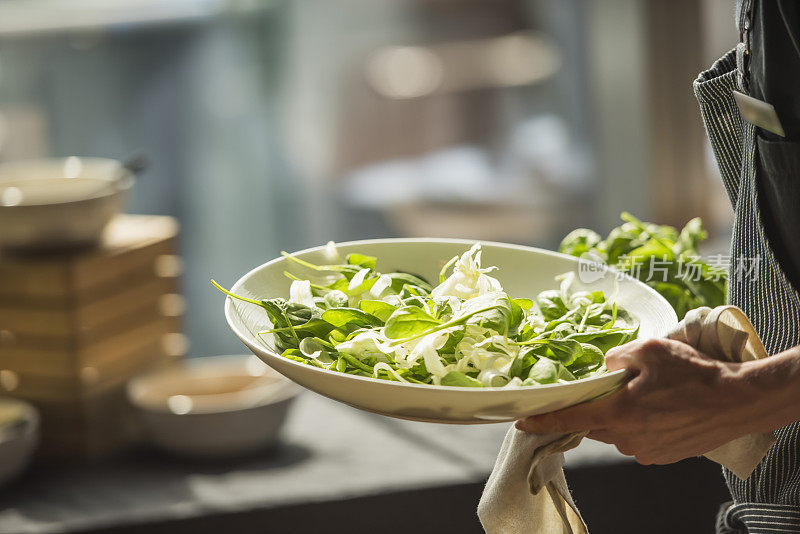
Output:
[0, 1, 739, 533]
[0, 0, 737, 358]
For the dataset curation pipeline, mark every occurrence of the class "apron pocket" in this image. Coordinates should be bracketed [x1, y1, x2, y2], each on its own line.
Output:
[755, 134, 800, 293]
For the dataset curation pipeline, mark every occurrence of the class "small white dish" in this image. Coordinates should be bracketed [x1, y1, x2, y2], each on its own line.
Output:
[127, 355, 300, 459]
[0, 157, 134, 250]
[222, 238, 678, 424]
[0, 398, 39, 488]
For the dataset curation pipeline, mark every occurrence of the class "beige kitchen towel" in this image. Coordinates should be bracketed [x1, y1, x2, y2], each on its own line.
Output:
[478, 429, 588, 534]
[666, 305, 776, 480]
[478, 305, 775, 533]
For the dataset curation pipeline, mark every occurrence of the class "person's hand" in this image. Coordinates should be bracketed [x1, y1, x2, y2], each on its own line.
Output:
[515, 338, 764, 465]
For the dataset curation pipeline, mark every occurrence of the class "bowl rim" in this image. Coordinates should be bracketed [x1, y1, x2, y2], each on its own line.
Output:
[127, 355, 302, 415]
[0, 157, 134, 208]
[224, 237, 676, 394]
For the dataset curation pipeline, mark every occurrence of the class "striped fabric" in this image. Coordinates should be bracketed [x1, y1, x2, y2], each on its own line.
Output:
[694, 51, 743, 206]
[695, 49, 800, 533]
[719, 503, 800, 533]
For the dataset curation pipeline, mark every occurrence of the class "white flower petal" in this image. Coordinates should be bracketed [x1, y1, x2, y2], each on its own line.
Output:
[289, 280, 316, 308]
[348, 268, 370, 291]
[410, 331, 449, 377]
[370, 274, 392, 298]
[431, 244, 503, 300]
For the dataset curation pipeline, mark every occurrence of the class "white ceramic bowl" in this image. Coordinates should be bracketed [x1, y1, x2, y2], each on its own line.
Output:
[223, 239, 678, 424]
[127, 355, 300, 459]
[0, 157, 134, 250]
[0, 398, 39, 488]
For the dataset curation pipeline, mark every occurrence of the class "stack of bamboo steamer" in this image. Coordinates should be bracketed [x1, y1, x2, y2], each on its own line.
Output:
[0, 215, 186, 458]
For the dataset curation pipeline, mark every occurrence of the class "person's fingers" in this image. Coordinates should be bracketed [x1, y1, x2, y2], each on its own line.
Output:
[604, 340, 635, 360]
[604, 339, 643, 372]
[587, 430, 638, 458]
[516, 395, 616, 434]
[604, 350, 629, 372]
[605, 338, 669, 374]
[586, 429, 615, 444]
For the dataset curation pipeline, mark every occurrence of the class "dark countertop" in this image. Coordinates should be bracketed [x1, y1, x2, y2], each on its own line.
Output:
[0, 393, 729, 534]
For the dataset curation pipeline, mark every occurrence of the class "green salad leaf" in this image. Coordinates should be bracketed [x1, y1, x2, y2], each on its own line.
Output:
[384, 306, 441, 339]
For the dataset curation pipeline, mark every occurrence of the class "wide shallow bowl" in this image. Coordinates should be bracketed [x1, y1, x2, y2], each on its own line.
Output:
[0, 398, 39, 488]
[0, 157, 134, 250]
[127, 355, 300, 459]
[223, 239, 678, 424]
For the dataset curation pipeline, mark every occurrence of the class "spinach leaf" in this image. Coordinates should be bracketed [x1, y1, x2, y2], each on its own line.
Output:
[512, 298, 534, 310]
[621, 240, 674, 270]
[558, 365, 577, 381]
[515, 322, 536, 342]
[388, 292, 517, 346]
[262, 318, 335, 338]
[567, 327, 638, 353]
[358, 300, 398, 323]
[568, 343, 605, 375]
[283, 301, 323, 325]
[460, 292, 514, 335]
[534, 339, 583, 366]
[299, 337, 335, 362]
[384, 306, 441, 339]
[558, 228, 602, 257]
[346, 253, 377, 271]
[527, 358, 559, 384]
[212, 281, 335, 352]
[437, 329, 464, 354]
[322, 308, 383, 329]
[440, 371, 483, 387]
[599, 225, 638, 264]
[508, 298, 526, 336]
[673, 217, 706, 255]
[509, 346, 539, 379]
[536, 290, 569, 321]
[387, 272, 433, 294]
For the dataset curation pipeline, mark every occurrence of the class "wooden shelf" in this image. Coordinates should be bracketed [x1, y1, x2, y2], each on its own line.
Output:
[0, 214, 185, 458]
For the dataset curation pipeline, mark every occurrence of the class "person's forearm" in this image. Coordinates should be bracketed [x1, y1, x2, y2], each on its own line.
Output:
[736, 345, 800, 434]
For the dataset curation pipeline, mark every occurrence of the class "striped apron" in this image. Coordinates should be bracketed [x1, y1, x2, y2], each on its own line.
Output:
[695, 2, 800, 532]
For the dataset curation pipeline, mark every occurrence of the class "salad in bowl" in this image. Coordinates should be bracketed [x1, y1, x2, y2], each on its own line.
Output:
[215, 244, 638, 390]
[216, 239, 675, 423]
